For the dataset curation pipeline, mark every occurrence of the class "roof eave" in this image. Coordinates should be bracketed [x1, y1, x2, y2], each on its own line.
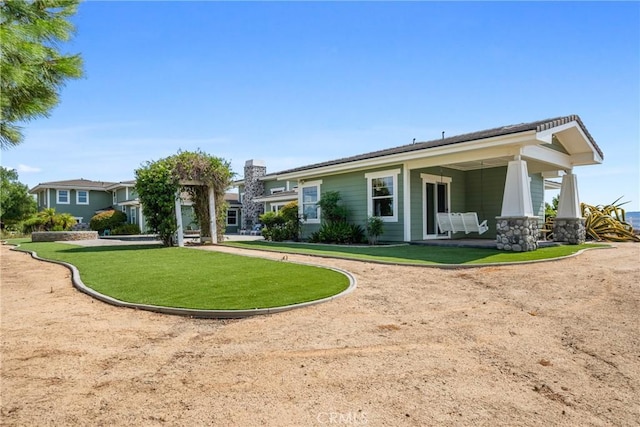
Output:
[270, 130, 538, 181]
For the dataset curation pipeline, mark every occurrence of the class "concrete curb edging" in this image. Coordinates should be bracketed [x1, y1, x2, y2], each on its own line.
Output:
[9, 244, 357, 319]
[220, 243, 612, 269]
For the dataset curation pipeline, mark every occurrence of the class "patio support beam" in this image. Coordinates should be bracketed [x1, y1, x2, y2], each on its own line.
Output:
[175, 191, 184, 247]
[404, 146, 519, 170]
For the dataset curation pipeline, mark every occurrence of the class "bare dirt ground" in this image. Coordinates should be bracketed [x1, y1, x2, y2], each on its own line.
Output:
[1, 242, 639, 426]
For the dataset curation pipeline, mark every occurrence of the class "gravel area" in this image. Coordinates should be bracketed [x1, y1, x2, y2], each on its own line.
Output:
[1, 242, 639, 426]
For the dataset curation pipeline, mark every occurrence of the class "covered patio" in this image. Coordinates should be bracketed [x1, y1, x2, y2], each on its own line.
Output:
[402, 115, 604, 251]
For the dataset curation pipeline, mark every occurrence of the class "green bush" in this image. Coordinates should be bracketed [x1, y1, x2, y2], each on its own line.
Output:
[260, 201, 303, 242]
[310, 221, 365, 244]
[366, 216, 385, 245]
[22, 215, 45, 233]
[112, 223, 141, 235]
[90, 210, 127, 234]
[21, 208, 76, 232]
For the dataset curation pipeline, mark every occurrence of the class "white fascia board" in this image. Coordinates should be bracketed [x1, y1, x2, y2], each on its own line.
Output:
[570, 151, 603, 166]
[536, 121, 578, 144]
[254, 193, 298, 203]
[272, 131, 538, 180]
[105, 182, 135, 191]
[536, 121, 603, 164]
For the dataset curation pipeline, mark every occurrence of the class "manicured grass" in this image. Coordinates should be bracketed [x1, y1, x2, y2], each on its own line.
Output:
[13, 242, 350, 310]
[223, 240, 609, 265]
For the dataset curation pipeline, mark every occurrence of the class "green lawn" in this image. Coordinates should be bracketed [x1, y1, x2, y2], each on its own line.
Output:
[223, 240, 609, 265]
[13, 241, 351, 310]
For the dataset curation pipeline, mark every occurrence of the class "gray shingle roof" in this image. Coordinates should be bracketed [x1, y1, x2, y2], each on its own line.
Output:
[269, 115, 602, 177]
[31, 179, 116, 190]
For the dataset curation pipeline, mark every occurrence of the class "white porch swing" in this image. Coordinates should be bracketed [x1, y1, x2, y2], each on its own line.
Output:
[436, 162, 489, 235]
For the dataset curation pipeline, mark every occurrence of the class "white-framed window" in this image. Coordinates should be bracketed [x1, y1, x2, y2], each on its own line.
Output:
[270, 187, 285, 195]
[130, 207, 137, 224]
[227, 209, 238, 226]
[76, 190, 89, 205]
[365, 169, 400, 222]
[299, 180, 322, 224]
[121, 205, 126, 213]
[271, 203, 287, 213]
[57, 189, 70, 204]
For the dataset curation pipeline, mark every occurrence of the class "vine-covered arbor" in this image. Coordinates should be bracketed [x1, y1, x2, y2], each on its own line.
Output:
[135, 150, 234, 246]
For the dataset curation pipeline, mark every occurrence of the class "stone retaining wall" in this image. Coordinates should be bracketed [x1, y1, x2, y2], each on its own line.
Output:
[32, 231, 99, 242]
[495, 216, 539, 252]
[553, 217, 586, 244]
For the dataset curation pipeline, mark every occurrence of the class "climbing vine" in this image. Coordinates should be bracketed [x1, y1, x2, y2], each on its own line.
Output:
[135, 150, 234, 246]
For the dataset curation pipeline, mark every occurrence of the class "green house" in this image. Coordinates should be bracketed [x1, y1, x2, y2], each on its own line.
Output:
[236, 115, 603, 251]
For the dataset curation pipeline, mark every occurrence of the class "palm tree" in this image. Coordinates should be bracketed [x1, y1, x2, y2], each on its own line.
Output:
[58, 213, 77, 230]
[37, 208, 58, 231]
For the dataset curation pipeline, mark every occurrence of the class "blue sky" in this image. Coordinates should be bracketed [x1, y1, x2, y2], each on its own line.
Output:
[3, 1, 639, 210]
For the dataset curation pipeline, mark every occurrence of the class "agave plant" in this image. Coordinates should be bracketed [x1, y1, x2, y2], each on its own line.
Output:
[581, 197, 639, 242]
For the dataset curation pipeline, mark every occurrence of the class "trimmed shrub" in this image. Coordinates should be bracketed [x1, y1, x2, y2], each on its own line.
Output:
[310, 222, 365, 244]
[112, 223, 141, 235]
[90, 210, 127, 234]
[260, 201, 303, 242]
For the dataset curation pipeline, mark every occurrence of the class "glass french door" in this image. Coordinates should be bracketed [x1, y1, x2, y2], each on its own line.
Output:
[424, 180, 450, 239]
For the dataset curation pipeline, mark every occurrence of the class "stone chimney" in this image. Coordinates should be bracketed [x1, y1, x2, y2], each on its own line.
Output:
[242, 159, 266, 229]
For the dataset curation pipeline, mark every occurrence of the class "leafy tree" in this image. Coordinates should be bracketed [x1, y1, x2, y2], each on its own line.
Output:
[0, 166, 36, 226]
[544, 195, 559, 218]
[1, 0, 84, 149]
[135, 157, 178, 246]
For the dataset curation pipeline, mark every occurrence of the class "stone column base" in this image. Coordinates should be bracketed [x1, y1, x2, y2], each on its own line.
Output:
[495, 216, 540, 252]
[553, 217, 586, 244]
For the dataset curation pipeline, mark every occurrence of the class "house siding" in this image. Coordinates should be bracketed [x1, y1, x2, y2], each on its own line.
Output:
[530, 173, 545, 223]
[463, 166, 507, 239]
[296, 165, 406, 241]
[44, 190, 113, 223]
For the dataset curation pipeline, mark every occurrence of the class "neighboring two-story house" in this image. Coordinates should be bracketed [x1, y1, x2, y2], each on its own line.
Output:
[29, 179, 242, 234]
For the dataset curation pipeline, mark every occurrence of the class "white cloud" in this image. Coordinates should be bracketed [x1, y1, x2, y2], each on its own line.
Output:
[16, 164, 41, 173]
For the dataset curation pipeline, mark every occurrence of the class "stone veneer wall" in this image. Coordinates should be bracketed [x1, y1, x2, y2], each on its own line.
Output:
[553, 217, 586, 244]
[32, 231, 99, 242]
[242, 160, 267, 230]
[495, 216, 539, 252]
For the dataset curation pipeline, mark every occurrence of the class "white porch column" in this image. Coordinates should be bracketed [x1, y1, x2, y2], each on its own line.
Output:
[209, 186, 217, 244]
[175, 191, 184, 247]
[139, 204, 146, 233]
[501, 158, 534, 217]
[403, 162, 411, 242]
[556, 171, 581, 218]
[496, 158, 539, 251]
[553, 171, 586, 244]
